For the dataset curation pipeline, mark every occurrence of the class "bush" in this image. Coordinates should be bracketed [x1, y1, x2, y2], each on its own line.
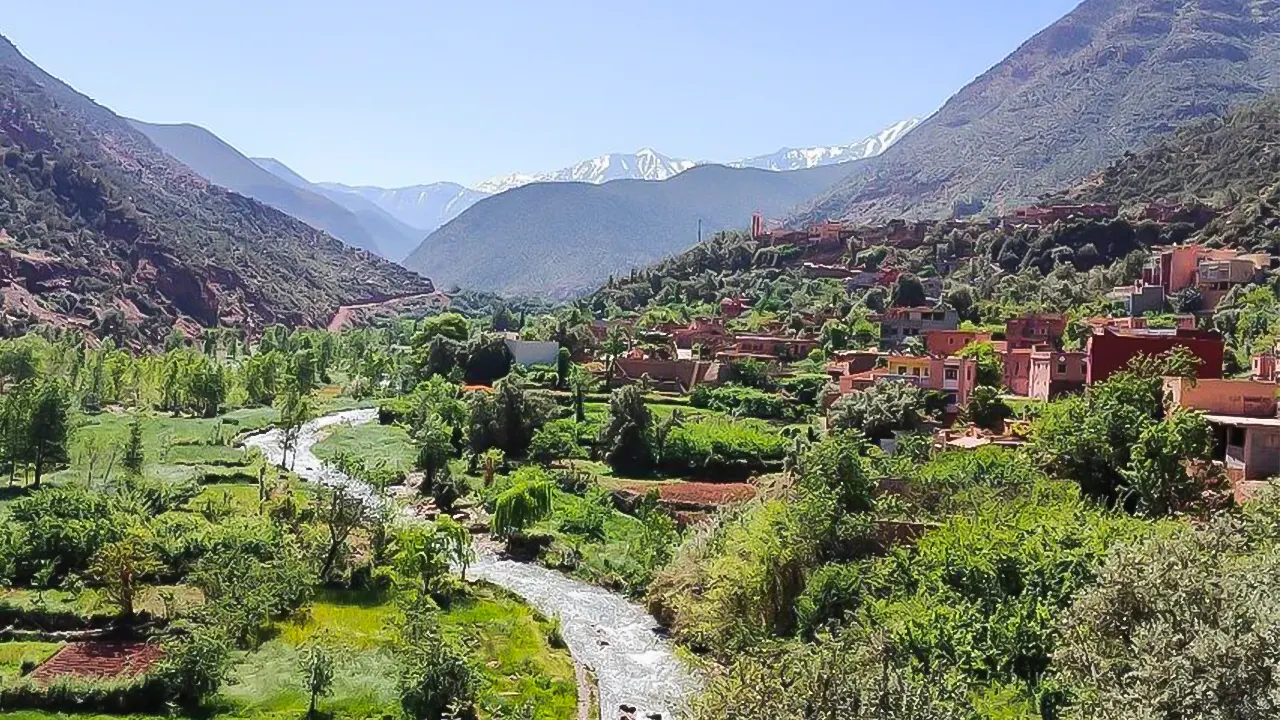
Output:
[794, 562, 865, 637]
[0, 674, 168, 715]
[528, 419, 587, 466]
[154, 627, 233, 709]
[1055, 510, 1280, 719]
[690, 384, 790, 420]
[553, 488, 612, 542]
[659, 417, 786, 474]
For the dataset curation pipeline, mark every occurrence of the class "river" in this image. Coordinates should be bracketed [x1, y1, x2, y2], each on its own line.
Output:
[244, 409, 696, 720]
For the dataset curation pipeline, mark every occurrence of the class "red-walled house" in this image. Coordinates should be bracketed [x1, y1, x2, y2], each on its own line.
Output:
[1005, 314, 1067, 351]
[1003, 348, 1034, 396]
[924, 330, 991, 357]
[1085, 328, 1224, 385]
[1028, 349, 1088, 399]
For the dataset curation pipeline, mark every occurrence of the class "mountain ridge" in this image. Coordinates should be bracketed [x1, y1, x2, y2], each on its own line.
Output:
[402, 162, 854, 298]
[309, 119, 918, 237]
[790, 0, 1280, 226]
[0, 34, 430, 344]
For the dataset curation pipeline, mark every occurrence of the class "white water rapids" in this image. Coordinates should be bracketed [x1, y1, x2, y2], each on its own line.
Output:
[243, 409, 696, 719]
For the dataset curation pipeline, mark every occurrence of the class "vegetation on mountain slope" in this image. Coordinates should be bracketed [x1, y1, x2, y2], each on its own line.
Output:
[128, 120, 388, 256]
[0, 36, 430, 345]
[404, 163, 853, 298]
[793, 0, 1280, 224]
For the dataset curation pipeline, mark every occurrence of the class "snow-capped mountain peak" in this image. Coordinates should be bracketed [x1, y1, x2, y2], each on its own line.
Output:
[729, 118, 920, 171]
[475, 148, 696, 193]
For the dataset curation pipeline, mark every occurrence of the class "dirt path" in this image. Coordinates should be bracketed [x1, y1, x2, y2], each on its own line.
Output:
[243, 411, 696, 719]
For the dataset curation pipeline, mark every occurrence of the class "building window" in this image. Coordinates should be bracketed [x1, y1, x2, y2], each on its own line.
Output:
[912, 367, 921, 377]
[1229, 427, 1246, 448]
[944, 368, 958, 380]
[896, 366, 907, 375]
[1057, 362, 1067, 375]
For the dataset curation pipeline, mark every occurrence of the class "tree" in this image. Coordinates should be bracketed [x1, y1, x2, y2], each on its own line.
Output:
[121, 413, 145, 476]
[1121, 408, 1219, 517]
[89, 535, 162, 620]
[555, 347, 572, 389]
[490, 471, 555, 538]
[900, 336, 926, 357]
[890, 274, 928, 308]
[414, 413, 454, 490]
[416, 313, 470, 344]
[394, 601, 477, 719]
[602, 327, 629, 386]
[961, 385, 1013, 431]
[275, 388, 314, 471]
[955, 341, 1003, 387]
[599, 385, 654, 473]
[26, 379, 70, 487]
[828, 381, 931, 441]
[528, 420, 585, 466]
[315, 484, 367, 582]
[298, 642, 335, 719]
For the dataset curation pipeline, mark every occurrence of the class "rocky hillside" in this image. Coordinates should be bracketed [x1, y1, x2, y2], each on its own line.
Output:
[0, 35, 431, 344]
[794, 0, 1280, 224]
[404, 163, 852, 298]
[1065, 94, 1280, 205]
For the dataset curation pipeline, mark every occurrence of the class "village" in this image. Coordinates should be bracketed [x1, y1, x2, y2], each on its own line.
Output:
[565, 203, 1280, 492]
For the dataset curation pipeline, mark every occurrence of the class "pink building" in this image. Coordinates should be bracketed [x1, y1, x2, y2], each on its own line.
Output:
[1005, 314, 1067, 351]
[1165, 377, 1280, 482]
[1028, 349, 1087, 400]
[1002, 348, 1033, 396]
[836, 354, 978, 413]
[925, 330, 991, 357]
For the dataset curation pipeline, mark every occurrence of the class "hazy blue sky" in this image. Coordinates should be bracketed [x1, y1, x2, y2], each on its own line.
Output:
[5, 0, 1081, 188]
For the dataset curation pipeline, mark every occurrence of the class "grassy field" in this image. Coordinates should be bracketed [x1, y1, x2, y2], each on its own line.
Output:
[0, 641, 62, 680]
[311, 421, 418, 477]
[2, 585, 577, 720]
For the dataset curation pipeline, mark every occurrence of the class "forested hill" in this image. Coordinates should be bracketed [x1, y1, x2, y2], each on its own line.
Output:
[791, 0, 1280, 225]
[1066, 94, 1280, 206]
[403, 162, 853, 298]
[0, 35, 431, 345]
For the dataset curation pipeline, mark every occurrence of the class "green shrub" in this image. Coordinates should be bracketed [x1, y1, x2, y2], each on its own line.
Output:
[794, 562, 865, 637]
[660, 417, 786, 474]
[690, 384, 790, 420]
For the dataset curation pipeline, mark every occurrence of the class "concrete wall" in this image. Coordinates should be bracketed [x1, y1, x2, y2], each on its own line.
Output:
[504, 339, 560, 366]
[1165, 377, 1278, 417]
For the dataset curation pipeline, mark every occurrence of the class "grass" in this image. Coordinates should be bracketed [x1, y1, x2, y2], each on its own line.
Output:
[0, 641, 62, 679]
[441, 585, 579, 720]
[212, 586, 577, 720]
[0, 585, 203, 620]
[312, 421, 418, 477]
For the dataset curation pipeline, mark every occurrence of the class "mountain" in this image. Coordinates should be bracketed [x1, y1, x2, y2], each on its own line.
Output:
[475, 148, 697, 194]
[252, 158, 426, 261]
[310, 119, 915, 239]
[793, 0, 1280, 226]
[1063, 94, 1280, 207]
[0, 35, 430, 344]
[315, 181, 488, 238]
[402, 163, 853, 298]
[128, 119, 388, 256]
[730, 119, 921, 171]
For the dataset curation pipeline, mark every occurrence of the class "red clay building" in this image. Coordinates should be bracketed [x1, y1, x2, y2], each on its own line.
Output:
[1028, 349, 1087, 399]
[925, 330, 991, 357]
[1005, 314, 1067, 351]
[1085, 328, 1224, 385]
